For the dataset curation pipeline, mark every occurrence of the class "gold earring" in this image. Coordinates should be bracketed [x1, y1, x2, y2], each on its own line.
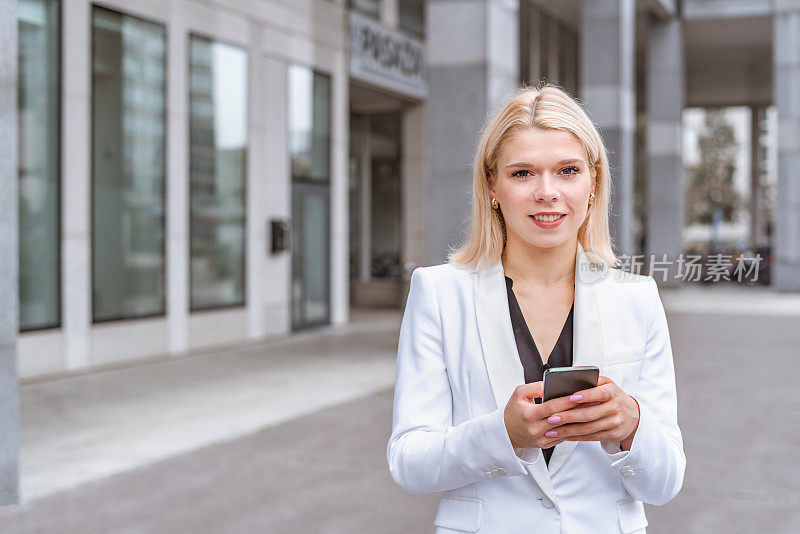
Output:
[491, 198, 499, 209]
[588, 192, 595, 207]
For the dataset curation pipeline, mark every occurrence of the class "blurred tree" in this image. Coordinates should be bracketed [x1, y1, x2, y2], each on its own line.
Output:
[687, 109, 741, 224]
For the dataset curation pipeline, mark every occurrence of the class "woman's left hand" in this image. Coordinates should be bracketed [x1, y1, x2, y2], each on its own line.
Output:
[544, 376, 640, 451]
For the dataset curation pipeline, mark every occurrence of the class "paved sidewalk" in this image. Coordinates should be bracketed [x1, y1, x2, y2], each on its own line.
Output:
[658, 283, 800, 316]
[0, 389, 440, 534]
[16, 307, 401, 503]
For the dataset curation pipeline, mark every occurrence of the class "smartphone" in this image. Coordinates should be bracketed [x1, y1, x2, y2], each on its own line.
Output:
[542, 366, 599, 403]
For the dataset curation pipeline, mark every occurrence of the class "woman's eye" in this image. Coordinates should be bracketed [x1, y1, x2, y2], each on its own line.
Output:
[511, 170, 530, 179]
[562, 166, 580, 176]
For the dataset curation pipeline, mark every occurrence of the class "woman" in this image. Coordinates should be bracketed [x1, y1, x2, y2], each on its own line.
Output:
[386, 84, 685, 533]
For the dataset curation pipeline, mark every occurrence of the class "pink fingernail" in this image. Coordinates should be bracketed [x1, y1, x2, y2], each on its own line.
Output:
[545, 430, 557, 437]
[548, 415, 561, 423]
[570, 394, 582, 402]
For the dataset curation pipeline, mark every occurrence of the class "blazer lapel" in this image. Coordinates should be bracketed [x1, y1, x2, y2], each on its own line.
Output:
[473, 259, 524, 413]
[473, 241, 605, 505]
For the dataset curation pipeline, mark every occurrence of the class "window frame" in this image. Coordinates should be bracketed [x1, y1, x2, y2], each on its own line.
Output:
[18, 0, 63, 332]
[187, 31, 250, 313]
[89, 3, 169, 324]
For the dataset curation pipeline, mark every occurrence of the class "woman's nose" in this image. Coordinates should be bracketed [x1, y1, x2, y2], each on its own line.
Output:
[534, 174, 559, 202]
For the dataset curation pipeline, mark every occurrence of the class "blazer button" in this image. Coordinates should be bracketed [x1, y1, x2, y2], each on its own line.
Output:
[485, 471, 495, 479]
[620, 466, 635, 478]
[541, 496, 554, 509]
[495, 467, 507, 477]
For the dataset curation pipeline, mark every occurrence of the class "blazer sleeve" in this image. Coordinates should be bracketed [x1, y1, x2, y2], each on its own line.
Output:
[386, 267, 530, 496]
[601, 276, 686, 505]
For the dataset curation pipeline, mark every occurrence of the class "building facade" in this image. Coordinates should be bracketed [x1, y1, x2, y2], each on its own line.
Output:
[14, 0, 433, 380]
[17, 0, 356, 378]
[11, 0, 800, 384]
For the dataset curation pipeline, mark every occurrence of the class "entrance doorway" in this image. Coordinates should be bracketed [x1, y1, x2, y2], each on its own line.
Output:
[289, 65, 332, 330]
[349, 83, 405, 306]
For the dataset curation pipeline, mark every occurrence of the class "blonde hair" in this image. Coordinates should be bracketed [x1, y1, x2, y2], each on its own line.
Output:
[447, 82, 619, 272]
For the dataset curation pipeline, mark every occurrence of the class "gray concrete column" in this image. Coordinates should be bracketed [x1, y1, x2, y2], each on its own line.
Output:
[0, 0, 20, 505]
[402, 103, 428, 275]
[773, 3, 800, 291]
[580, 0, 636, 256]
[426, 0, 519, 265]
[645, 14, 685, 285]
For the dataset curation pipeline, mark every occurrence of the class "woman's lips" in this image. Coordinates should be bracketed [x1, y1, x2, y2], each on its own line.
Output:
[530, 214, 566, 229]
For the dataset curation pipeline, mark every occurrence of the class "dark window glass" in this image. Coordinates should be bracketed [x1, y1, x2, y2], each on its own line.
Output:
[289, 65, 332, 329]
[349, 0, 380, 19]
[400, 0, 424, 36]
[18, 0, 61, 330]
[369, 113, 402, 278]
[519, 2, 579, 97]
[519, 1, 541, 85]
[91, 6, 166, 322]
[188, 35, 248, 310]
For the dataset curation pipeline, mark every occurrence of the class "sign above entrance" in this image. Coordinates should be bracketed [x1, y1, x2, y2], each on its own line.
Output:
[348, 11, 427, 100]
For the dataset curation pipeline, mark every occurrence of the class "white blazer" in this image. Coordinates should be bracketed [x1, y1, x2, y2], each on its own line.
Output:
[387, 242, 685, 534]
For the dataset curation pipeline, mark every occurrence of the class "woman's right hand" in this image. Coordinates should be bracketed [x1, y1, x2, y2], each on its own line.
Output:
[503, 381, 580, 449]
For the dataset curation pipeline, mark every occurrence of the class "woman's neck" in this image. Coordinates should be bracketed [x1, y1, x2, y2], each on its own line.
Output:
[501, 236, 577, 288]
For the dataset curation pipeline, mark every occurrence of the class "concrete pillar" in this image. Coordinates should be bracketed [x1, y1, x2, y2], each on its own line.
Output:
[262, 57, 291, 334]
[62, 0, 91, 371]
[645, 15, 685, 285]
[402, 103, 428, 276]
[773, 3, 800, 291]
[331, 53, 351, 324]
[167, 1, 190, 354]
[580, 0, 636, 256]
[0, 0, 20, 506]
[426, 0, 519, 265]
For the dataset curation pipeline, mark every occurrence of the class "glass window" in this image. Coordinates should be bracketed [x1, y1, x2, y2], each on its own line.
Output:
[519, 2, 579, 97]
[91, 7, 166, 322]
[682, 106, 767, 283]
[349, 0, 380, 19]
[188, 35, 248, 310]
[519, 2, 541, 85]
[539, 11, 551, 81]
[289, 66, 331, 184]
[289, 65, 332, 329]
[400, 0, 424, 36]
[18, 0, 60, 331]
[369, 113, 402, 278]
[559, 22, 578, 96]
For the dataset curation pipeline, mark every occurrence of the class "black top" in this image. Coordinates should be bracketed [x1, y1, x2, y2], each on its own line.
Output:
[505, 275, 574, 466]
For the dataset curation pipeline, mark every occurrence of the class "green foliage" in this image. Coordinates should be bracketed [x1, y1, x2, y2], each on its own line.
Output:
[686, 110, 742, 225]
